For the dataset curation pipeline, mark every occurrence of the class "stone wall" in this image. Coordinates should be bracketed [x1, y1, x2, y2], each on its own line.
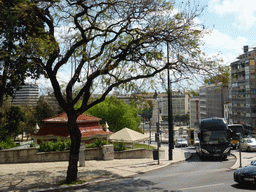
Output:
[0, 147, 162, 164]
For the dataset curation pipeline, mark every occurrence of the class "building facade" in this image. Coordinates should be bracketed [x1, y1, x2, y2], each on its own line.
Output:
[116, 91, 189, 118]
[229, 46, 256, 133]
[12, 83, 39, 107]
[190, 98, 199, 129]
[199, 83, 229, 119]
[160, 92, 189, 117]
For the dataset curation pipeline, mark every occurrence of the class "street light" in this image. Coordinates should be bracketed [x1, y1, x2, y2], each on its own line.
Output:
[153, 91, 161, 165]
[237, 133, 242, 168]
[167, 42, 174, 160]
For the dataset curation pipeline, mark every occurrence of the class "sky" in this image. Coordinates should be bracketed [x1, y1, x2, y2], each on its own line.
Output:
[29, 0, 256, 94]
[198, 0, 256, 64]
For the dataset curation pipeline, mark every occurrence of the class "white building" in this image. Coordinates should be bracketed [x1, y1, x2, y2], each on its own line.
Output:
[12, 83, 39, 107]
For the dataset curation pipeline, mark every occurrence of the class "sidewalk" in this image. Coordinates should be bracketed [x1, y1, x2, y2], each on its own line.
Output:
[0, 146, 190, 192]
[230, 151, 256, 169]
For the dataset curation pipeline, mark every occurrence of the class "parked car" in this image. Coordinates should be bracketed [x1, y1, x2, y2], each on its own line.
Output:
[175, 139, 188, 147]
[240, 138, 256, 152]
[234, 160, 256, 184]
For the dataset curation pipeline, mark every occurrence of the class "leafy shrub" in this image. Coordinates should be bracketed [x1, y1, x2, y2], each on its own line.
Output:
[113, 141, 126, 151]
[0, 137, 16, 150]
[29, 141, 36, 148]
[38, 140, 54, 152]
[38, 139, 71, 152]
[85, 139, 108, 148]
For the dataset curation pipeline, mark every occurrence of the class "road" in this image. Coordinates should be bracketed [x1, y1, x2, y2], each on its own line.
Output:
[83, 148, 256, 192]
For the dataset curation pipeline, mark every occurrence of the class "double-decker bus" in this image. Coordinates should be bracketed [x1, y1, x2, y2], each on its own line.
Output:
[196, 118, 231, 160]
[228, 124, 244, 149]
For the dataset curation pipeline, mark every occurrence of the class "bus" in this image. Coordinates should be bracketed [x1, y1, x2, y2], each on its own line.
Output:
[228, 124, 244, 149]
[196, 118, 231, 160]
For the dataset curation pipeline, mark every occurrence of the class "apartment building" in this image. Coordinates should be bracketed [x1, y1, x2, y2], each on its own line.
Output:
[160, 92, 189, 117]
[229, 46, 256, 133]
[199, 83, 229, 119]
[12, 83, 39, 107]
[116, 91, 189, 117]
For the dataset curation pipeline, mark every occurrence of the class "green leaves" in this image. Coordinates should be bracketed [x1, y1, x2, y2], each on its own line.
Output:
[38, 139, 71, 152]
[0, 105, 25, 139]
[83, 96, 140, 132]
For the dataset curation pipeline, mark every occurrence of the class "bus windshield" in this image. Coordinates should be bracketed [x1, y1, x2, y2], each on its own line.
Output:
[228, 125, 244, 139]
[202, 130, 228, 144]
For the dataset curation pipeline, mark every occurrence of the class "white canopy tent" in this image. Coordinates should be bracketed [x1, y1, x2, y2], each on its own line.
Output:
[109, 128, 149, 147]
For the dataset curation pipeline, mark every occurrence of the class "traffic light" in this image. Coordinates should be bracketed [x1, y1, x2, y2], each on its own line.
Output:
[155, 133, 159, 142]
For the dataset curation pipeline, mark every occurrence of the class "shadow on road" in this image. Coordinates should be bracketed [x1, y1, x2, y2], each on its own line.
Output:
[231, 183, 256, 190]
[85, 177, 176, 192]
[186, 152, 230, 163]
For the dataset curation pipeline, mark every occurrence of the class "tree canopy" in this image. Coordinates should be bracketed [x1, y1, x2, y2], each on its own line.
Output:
[0, 0, 45, 108]
[0, 105, 25, 141]
[82, 96, 140, 132]
[10, 0, 220, 183]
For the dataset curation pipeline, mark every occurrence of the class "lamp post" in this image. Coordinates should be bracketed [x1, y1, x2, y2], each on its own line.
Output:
[167, 42, 174, 160]
[237, 133, 242, 168]
[153, 91, 160, 165]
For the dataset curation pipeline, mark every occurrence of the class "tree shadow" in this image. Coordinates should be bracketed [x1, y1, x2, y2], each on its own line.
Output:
[0, 169, 121, 192]
[85, 177, 173, 192]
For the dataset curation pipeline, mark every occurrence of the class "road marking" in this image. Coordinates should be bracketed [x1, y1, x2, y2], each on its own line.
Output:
[179, 183, 225, 190]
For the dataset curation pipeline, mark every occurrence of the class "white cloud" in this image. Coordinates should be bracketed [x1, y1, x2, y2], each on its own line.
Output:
[210, 0, 256, 28]
[203, 29, 248, 54]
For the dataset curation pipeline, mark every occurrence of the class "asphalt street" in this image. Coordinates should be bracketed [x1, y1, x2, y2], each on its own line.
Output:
[83, 148, 255, 192]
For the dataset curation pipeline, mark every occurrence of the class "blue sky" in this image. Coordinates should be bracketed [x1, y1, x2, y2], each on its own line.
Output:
[198, 0, 256, 64]
[31, 0, 256, 93]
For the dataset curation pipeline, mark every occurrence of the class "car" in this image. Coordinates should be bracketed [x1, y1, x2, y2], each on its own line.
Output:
[240, 138, 256, 152]
[234, 160, 256, 185]
[194, 138, 199, 146]
[175, 139, 188, 147]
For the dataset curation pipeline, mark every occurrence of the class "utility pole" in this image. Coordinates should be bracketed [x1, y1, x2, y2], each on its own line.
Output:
[167, 42, 174, 160]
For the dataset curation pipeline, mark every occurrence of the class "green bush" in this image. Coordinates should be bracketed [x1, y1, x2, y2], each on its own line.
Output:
[85, 139, 108, 148]
[0, 137, 16, 150]
[38, 139, 71, 152]
[113, 141, 126, 151]
[29, 141, 36, 148]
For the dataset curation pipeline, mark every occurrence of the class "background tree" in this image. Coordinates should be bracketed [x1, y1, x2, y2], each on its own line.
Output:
[34, 96, 54, 127]
[139, 100, 154, 121]
[23, 0, 219, 183]
[0, 106, 25, 140]
[20, 105, 37, 141]
[204, 65, 230, 85]
[0, 0, 45, 110]
[83, 96, 140, 132]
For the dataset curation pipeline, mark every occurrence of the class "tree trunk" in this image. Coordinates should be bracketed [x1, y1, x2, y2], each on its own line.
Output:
[66, 113, 81, 183]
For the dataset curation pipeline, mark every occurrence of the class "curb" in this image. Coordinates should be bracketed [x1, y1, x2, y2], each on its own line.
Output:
[229, 153, 238, 170]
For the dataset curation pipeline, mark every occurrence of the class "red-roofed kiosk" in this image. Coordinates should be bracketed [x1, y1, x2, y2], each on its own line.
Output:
[32, 113, 112, 144]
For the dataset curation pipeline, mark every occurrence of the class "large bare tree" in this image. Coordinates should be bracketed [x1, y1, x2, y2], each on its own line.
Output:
[25, 0, 216, 183]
